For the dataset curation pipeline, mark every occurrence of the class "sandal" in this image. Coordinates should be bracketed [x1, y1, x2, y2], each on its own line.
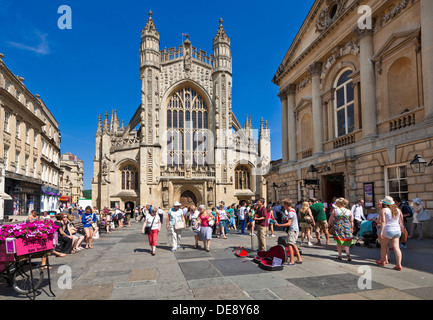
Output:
[376, 260, 386, 266]
[41, 265, 53, 270]
[336, 256, 342, 260]
[393, 266, 403, 271]
[347, 255, 352, 262]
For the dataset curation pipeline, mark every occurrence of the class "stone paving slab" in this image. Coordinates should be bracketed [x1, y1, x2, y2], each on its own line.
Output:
[179, 260, 222, 280]
[288, 273, 388, 297]
[210, 258, 267, 277]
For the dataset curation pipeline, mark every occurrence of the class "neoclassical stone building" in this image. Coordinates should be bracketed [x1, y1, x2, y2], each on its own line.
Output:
[0, 53, 62, 218]
[267, 0, 433, 219]
[92, 12, 271, 210]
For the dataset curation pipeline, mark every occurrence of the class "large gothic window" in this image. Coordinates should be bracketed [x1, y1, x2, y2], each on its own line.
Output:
[235, 166, 251, 190]
[166, 87, 209, 166]
[334, 70, 355, 137]
[120, 164, 139, 191]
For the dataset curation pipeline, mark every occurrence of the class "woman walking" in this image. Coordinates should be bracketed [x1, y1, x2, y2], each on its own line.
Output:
[195, 205, 214, 252]
[216, 205, 228, 239]
[142, 208, 161, 255]
[190, 206, 200, 249]
[166, 202, 185, 252]
[266, 204, 276, 237]
[299, 201, 315, 246]
[409, 198, 425, 240]
[328, 198, 354, 261]
[376, 196, 404, 271]
[82, 206, 97, 249]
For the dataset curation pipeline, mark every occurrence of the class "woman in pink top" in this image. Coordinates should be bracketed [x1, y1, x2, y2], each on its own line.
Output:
[195, 205, 214, 252]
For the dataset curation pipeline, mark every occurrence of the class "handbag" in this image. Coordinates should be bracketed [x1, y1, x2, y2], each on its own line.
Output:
[418, 209, 430, 222]
[145, 216, 156, 235]
[175, 221, 185, 230]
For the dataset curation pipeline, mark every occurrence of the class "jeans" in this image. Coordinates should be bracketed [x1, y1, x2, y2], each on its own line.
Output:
[240, 220, 246, 234]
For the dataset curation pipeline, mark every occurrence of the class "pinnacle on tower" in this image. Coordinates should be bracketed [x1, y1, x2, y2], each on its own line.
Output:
[96, 114, 102, 136]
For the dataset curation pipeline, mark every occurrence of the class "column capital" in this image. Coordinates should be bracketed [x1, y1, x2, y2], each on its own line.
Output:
[352, 23, 375, 41]
[307, 62, 323, 77]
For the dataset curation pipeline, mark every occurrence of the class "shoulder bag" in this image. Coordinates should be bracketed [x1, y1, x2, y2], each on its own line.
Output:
[174, 212, 185, 231]
[418, 208, 430, 222]
[145, 216, 156, 235]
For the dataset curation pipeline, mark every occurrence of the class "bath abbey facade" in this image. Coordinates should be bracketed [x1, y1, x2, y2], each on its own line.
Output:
[92, 12, 271, 210]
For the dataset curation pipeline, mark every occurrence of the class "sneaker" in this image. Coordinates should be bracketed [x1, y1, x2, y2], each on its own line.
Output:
[308, 242, 313, 247]
[171, 248, 176, 252]
[271, 234, 276, 237]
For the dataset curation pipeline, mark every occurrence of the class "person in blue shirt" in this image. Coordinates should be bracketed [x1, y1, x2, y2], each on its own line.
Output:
[82, 206, 97, 249]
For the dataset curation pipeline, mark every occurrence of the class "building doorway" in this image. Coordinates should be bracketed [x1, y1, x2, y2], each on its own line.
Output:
[325, 174, 345, 204]
[180, 190, 197, 208]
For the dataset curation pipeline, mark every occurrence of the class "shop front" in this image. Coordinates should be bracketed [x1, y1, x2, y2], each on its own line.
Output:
[4, 178, 42, 216]
[41, 186, 61, 213]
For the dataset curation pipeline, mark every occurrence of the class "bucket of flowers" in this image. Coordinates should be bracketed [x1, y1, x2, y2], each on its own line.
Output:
[0, 220, 59, 259]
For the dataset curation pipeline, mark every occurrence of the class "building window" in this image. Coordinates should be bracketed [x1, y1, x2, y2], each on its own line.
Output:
[26, 126, 30, 144]
[120, 164, 139, 190]
[235, 165, 251, 190]
[25, 156, 29, 176]
[385, 165, 408, 202]
[166, 86, 209, 166]
[334, 70, 355, 137]
[16, 120, 20, 139]
[4, 111, 10, 133]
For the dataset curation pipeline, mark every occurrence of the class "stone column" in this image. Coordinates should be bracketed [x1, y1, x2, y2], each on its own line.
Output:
[308, 62, 324, 155]
[421, 0, 433, 121]
[286, 84, 297, 162]
[278, 90, 289, 162]
[354, 27, 378, 139]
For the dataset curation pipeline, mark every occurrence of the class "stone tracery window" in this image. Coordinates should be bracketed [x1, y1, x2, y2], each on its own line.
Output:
[334, 69, 355, 137]
[120, 164, 139, 190]
[235, 165, 251, 190]
[166, 86, 209, 166]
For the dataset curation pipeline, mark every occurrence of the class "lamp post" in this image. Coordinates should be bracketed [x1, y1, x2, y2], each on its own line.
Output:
[410, 154, 433, 174]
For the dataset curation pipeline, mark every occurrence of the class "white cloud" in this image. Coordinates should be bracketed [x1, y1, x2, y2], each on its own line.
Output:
[7, 29, 51, 55]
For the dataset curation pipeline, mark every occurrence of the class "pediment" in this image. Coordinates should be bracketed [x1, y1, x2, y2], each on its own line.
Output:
[372, 27, 421, 62]
[273, 0, 353, 84]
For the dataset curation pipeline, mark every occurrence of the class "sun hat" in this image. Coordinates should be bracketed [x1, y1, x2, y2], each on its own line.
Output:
[381, 196, 395, 205]
[173, 201, 181, 207]
[412, 198, 422, 205]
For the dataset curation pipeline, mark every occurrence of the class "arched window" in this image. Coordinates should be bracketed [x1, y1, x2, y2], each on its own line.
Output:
[334, 70, 355, 137]
[235, 166, 251, 190]
[166, 86, 209, 166]
[120, 164, 139, 190]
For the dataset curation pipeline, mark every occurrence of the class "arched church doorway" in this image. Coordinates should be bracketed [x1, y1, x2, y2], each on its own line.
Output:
[180, 191, 197, 208]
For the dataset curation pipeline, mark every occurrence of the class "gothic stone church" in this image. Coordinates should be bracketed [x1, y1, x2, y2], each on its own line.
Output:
[92, 12, 271, 210]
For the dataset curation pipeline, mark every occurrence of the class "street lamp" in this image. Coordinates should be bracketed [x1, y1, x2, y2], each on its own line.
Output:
[307, 165, 319, 180]
[410, 154, 433, 174]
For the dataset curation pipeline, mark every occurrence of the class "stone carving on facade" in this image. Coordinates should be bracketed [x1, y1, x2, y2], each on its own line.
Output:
[376, 0, 415, 31]
[315, 0, 349, 33]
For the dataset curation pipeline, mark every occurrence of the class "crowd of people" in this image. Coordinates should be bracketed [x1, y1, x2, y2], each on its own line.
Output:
[39, 194, 428, 273]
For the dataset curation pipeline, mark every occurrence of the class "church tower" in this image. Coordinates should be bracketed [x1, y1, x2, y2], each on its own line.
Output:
[212, 19, 233, 194]
[139, 11, 162, 206]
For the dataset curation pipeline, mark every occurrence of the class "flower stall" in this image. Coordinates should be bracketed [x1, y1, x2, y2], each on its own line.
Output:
[0, 219, 58, 258]
[0, 220, 59, 297]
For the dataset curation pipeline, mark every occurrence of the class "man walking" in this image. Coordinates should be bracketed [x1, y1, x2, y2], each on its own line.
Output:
[309, 198, 330, 245]
[254, 198, 268, 251]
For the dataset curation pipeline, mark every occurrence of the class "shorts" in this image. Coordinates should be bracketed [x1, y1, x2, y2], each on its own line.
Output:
[287, 231, 299, 245]
[315, 220, 328, 233]
[300, 222, 312, 229]
[383, 230, 401, 240]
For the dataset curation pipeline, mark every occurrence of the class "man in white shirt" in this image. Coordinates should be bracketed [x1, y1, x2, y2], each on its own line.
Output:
[351, 199, 366, 236]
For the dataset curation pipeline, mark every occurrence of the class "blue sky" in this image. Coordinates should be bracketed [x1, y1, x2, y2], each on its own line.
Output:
[0, 0, 315, 189]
